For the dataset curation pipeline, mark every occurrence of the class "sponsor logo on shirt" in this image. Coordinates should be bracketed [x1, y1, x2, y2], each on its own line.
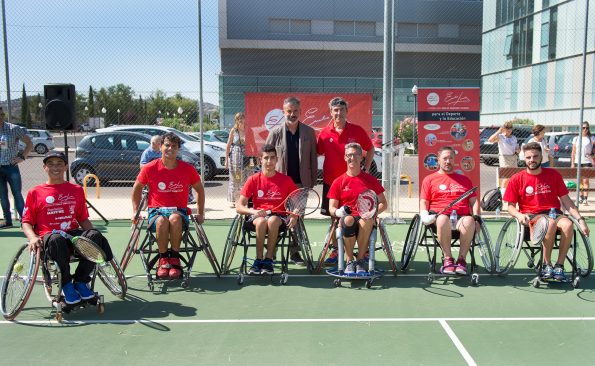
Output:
[525, 183, 551, 196]
[264, 190, 282, 200]
[157, 181, 183, 192]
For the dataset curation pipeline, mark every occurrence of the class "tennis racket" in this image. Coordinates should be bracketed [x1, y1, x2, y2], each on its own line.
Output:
[435, 186, 478, 216]
[52, 229, 106, 264]
[256, 187, 320, 217]
[356, 189, 379, 219]
[528, 214, 549, 246]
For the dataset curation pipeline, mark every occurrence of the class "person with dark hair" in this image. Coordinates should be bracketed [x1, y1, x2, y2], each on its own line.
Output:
[504, 142, 589, 281]
[235, 144, 298, 275]
[328, 143, 387, 273]
[571, 121, 595, 205]
[419, 146, 479, 275]
[317, 96, 375, 264]
[131, 131, 205, 280]
[0, 106, 33, 229]
[265, 96, 317, 265]
[22, 151, 114, 305]
[524, 124, 549, 167]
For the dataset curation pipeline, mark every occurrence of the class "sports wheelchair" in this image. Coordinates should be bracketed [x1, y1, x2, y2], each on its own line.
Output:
[316, 217, 398, 288]
[493, 215, 593, 288]
[1, 242, 126, 322]
[220, 214, 314, 285]
[401, 214, 494, 285]
[120, 190, 221, 291]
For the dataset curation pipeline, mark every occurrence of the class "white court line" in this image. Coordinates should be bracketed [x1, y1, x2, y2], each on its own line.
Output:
[2, 316, 595, 325]
[440, 320, 477, 366]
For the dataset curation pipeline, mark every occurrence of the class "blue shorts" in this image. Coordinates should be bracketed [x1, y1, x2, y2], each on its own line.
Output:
[148, 207, 190, 232]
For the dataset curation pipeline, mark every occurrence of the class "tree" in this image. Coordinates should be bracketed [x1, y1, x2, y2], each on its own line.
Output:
[20, 83, 32, 128]
[88, 86, 95, 116]
[31, 93, 42, 123]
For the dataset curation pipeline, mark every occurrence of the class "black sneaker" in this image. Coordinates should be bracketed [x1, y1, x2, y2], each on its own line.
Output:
[248, 260, 262, 275]
[0, 221, 13, 230]
[290, 252, 305, 266]
[261, 258, 274, 275]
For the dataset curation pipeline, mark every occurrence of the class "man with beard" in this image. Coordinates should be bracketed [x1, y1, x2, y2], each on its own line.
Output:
[419, 146, 479, 275]
[265, 96, 317, 265]
[504, 142, 589, 281]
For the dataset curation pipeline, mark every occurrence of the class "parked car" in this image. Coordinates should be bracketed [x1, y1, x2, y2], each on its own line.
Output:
[189, 130, 229, 143]
[70, 131, 201, 185]
[18, 129, 55, 154]
[96, 125, 225, 180]
[480, 126, 532, 166]
[553, 133, 578, 167]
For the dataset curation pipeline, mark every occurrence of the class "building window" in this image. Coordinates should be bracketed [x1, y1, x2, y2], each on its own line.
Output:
[335, 21, 354, 35]
[511, 15, 534, 68]
[269, 19, 311, 34]
[549, 7, 557, 60]
[355, 21, 375, 36]
[504, 34, 513, 58]
[270, 18, 289, 34]
[496, 0, 535, 26]
[397, 23, 418, 37]
[418, 23, 438, 38]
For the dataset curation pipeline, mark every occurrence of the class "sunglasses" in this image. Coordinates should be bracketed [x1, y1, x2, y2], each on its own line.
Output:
[330, 99, 347, 106]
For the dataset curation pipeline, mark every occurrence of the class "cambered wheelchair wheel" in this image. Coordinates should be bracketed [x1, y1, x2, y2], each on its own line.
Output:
[400, 214, 421, 271]
[315, 219, 338, 272]
[378, 219, 398, 275]
[1, 244, 40, 320]
[567, 216, 593, 277]
[221, 215, 243, 274]
[192, 218, 222, 277]
[120, 217, 144, 272]
[96, 258, 127, 299]
[291, 218, 315, 272]
[493, 217, 524, 275]
[474, 217, 495, 273]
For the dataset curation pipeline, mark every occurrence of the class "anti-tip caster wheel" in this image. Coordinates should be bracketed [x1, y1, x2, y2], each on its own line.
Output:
[333, 278, 341, 287]
[237, 273, 244, 286]
[148, 282, 154, 292]
[427, 273, 434, 284]
[471, 273, 479, 286]
[527, 260, 534, 269]
[573, 276, 580, 289]
[280, 273, 288, 285]
[55, 312, 63, 323]
[365, 280, 372, 289]
[532, 278, 540, 288]
[97, 302, 105, 314]
[181, 280, 189, 288]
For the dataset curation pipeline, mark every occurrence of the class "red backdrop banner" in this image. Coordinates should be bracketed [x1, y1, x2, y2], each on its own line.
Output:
[416, 88, 481, 195]
[244, 93, 373, 156]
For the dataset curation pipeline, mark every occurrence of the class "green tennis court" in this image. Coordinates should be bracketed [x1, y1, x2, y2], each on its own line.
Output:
[1, 219, 595, 365]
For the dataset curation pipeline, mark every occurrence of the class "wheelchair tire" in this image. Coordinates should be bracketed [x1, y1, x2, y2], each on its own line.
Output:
[120, 218, 144, 272]
[221, 215, 243, 274]
[193, 221, 222, 277]
[401, 214, 421, 271]
[378, 220, 398, 275]
[493, 217, 523, 275]
[291, 218, 314, 272]
[474, 218, 495, 273]
[1, 244, 40, 320]
[97, 258, 127, 299]
[567, 216, 593, 277]
[316, 219, 338, 272]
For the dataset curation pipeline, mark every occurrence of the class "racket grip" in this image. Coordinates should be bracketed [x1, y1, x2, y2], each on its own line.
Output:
[52, 229, 73, 240]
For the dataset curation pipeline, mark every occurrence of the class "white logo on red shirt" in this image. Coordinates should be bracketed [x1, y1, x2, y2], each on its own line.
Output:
[46, 196, 55, 204]
[158, 182, 166, 190]
[526, 186, 534, 195]
[168, 181, 183, 191]
[60, 222, 71, 231]
[264, 190, 281, 199]
[257, 190, 264, 198]
[439, 184, 447, 191]
[57, 194, 75, 203]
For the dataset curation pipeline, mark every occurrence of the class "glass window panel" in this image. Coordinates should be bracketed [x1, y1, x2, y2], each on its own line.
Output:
[291, 19, 311, 34]
[355, 21, 375, 36]
[397, 23, 418, 37]
[418, 23, 438, 38]
[335, 21, 354, 35]
[270, 18, 289, 34]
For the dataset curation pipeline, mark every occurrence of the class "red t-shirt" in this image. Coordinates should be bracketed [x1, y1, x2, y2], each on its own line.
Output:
[503, 168, 568, 214]
[317, 121, 373, 185]
[22, 182, 90, 236]
[240, 172, 297, 213]
[327, 172, 385, 217]
[137, 159, 201, 208]
[420, 171, 476, 215]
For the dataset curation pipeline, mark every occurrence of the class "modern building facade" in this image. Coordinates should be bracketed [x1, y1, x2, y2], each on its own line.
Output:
[481, 0, 595, 129]
[218, 0, 483, 128]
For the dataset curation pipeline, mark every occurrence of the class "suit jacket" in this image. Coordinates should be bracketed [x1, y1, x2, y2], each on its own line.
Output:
[265, 122, 318, 188]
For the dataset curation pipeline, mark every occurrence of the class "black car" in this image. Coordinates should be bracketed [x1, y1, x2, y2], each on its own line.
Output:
[70, 131, 201, 185]
[480, 126, 532, 166]
[554, 133, 578, 167]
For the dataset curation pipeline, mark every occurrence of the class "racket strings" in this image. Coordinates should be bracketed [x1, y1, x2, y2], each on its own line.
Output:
[530, 216, 549, 244]
[357, 190, 378, 219]
[75, 238, 106, 262]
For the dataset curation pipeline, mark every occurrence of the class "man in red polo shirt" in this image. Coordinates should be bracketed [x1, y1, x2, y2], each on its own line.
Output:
[419, 146, 479, 275]
[131, 132, 205, 280]
[317, 96, 375, 264]
[504, 142, 589, 281]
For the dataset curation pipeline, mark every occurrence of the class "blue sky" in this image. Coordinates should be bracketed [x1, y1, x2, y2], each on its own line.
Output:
[0, 0, 221, 104]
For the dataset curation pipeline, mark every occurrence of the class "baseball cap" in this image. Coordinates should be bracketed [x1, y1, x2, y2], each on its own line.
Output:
[43, 151, 68, 164]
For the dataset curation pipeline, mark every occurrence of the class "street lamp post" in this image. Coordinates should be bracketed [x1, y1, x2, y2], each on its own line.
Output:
[117, 109, 121, 125]
[84, 106, 88, 131]
[177, 106, 183, 124]
[38, 102, 42, 124]
[101, 107, 106, 127]
[411, 85, 418, 153]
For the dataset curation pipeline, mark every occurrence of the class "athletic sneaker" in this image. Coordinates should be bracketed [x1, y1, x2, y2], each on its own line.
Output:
[61, 282, 81, 305]
[261, 258, 274, 275]
[441, 257, 456, 274]
[455, 257, 468, 275]
[290, 252, 305, 266]
[356, 260, 367, 274]
[344, 260, 356, 274]
[157, 257, 171, 279]
[324, 249, 338, 265]
[553, 264, 567, 281]
[541, 263, 554, 279]
[168, 257, 182, 279]
[74, 282, 95, 300]
[248, 259, 262, 275]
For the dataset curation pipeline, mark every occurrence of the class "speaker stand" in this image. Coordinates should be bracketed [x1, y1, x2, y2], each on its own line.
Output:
[63, 130, 108, 226]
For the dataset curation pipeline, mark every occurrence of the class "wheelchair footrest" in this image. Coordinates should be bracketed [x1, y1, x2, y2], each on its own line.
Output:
[326, 268, 384, 280]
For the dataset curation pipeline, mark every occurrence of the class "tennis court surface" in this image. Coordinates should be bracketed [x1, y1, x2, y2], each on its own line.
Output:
[1, 219, 595, 366]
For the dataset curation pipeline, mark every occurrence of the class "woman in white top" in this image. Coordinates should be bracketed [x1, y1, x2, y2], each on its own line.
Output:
[525, 124, 549, 167]
[571, 121, 595, 205]
[488, 120, 519, 189]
